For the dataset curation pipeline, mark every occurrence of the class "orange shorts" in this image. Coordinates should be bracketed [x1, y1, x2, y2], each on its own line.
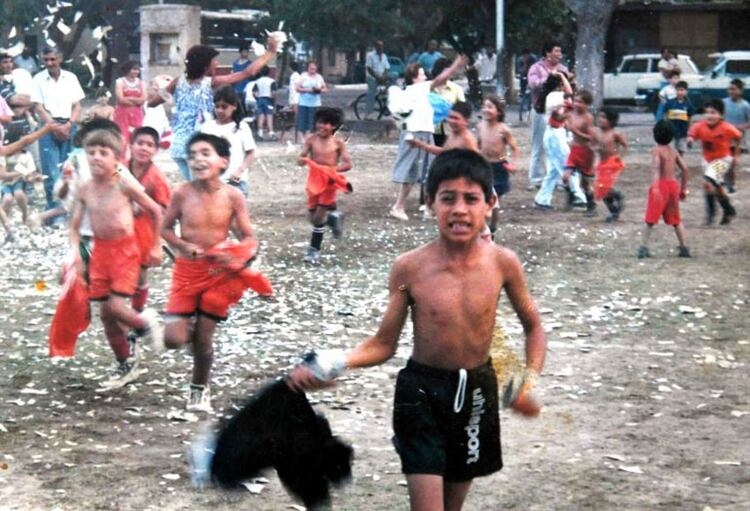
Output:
[645, 179, 681, 226]
[307, 189, 338, 211]
[88, 235, 141, 300]
[594, 156, 625, 200]
[165, 258, 247, 321]
[566, 144, 595, 177]
[133, 214, 156, 267]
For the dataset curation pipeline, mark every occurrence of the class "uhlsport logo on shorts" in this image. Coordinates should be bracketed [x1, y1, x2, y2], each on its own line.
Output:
[466, 387, 486, 464]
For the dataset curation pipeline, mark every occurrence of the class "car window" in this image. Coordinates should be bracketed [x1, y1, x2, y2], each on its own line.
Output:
[726, 60, 750, 77]
[622, 59, 648, 73]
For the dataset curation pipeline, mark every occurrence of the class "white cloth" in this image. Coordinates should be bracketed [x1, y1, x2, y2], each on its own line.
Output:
[9, 68, 33, 95]
[403, 81, 434, 133]
[365, 51, 390, 77]
[200, 120, 256, 183]
[31, 69, 85, 119]
[477, 52, 497, 82]
[544, 90, 565, 123]
[253, 76, 276, 98]
[288, 71, 300, 106]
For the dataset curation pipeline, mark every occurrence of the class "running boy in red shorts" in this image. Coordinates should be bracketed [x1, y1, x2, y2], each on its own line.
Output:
[289, 149, 547, 511]
[687, 98, 742, 225]
[638, 121, 690, 259]
[161, 133, 270, 412]
[69, 128, 164, 389]
[128, 127, 171, 317]
[592, 108, 628, 223]
[563, 89, 596, 214]
[298, 107, 352, 264]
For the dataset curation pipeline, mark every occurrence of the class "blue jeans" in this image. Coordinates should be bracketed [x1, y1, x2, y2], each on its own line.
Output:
[39, 128, 76, 210]
[535, 127, 586, 206]
[174, 157, 191, 181]
[366, 77, 378, 114]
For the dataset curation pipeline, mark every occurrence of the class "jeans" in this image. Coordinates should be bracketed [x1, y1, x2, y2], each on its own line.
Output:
[39, 128, 76, 210]
[528, 109, 547, 185]
[366, 77, 378, 114]
[174, 157, 191, 181]
[535, 127, 586, 206]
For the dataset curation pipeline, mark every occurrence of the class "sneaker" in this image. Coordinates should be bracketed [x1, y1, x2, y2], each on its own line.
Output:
[605, 214, 616, 223]
[389, 207, 409, 221]
[99, 357, 144, 390]
[533, 201, 552, 210]
[140, 308, 164, 353]
[719, 211, 736, 225]
[726, 184, 736, 194]
[186, 384, 212, 413]
[571, 201, 587, 209]
[304, 247, 320, 264]
[328, 211, 344, 239]
[637, 246, 651, 259]
[677, 246, 692, 258]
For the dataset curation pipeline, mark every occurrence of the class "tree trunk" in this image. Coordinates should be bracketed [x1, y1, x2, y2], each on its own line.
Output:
[565, 0, 616, 108]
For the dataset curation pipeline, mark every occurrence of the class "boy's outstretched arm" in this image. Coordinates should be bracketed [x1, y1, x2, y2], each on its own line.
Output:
[501, 249, 546, 375]
[676, 153, 689, 199]
[288, 257, 411, 391]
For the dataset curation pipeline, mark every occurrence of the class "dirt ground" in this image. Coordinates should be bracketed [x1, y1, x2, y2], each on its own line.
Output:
[0, 113, 748, 511]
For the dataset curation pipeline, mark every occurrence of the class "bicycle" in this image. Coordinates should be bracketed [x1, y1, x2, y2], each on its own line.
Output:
[353, 84, 390, 120]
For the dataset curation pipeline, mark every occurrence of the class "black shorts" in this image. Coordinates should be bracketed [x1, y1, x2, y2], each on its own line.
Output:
[492, 161, 511, 197]
[392, 358, 502, 482]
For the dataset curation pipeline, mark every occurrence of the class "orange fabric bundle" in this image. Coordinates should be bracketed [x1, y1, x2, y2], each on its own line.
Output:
[303, 158, 352, 207]
[594, 156, 625, 200]
[49, 260, 90, 358]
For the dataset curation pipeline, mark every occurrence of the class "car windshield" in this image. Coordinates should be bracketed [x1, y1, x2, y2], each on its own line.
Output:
[726, 59, 750, 76]
[622, 59, 648, 73]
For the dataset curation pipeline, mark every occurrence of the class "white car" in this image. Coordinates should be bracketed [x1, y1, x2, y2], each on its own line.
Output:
[635, 51, 750, 110]
[604, 54, 699, 103]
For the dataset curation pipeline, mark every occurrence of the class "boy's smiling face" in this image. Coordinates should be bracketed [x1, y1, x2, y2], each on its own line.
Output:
[86, 145, 118, 178]
[188, 141, 227, 180]
[704, 106, 721, 126]
[131, 135, 158, 165]
[316, 121, 335, 137]
[428, 177, 494, 243]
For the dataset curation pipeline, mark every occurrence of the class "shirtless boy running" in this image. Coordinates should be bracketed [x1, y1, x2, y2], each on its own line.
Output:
[563, 89, 596, 213]
[591, 108, 628, 222]
[408, 102, 478, 155]
[477, 96, 519, 238]
[290, 149, 546, 511]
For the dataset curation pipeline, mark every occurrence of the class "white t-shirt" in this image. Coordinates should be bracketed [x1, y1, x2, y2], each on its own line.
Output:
[200, 119, 256, 182]
[545, 91, 565, 123]
[30, 69, 85, 119]
[253, 76, 276, 98]
[288, 71, 300, 105]
[404, 81, 434, 133]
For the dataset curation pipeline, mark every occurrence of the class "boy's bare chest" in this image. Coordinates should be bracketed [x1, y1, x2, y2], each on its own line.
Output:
[311, 141, 338, 165]
[86, 184, 128, 211]
[411, 265, 503, 317]
[181, 191, 233, 226]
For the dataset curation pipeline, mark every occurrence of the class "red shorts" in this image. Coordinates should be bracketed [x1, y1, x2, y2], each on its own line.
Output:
[133, 214, 156, 267]
[594, 156, 625, 200]
[644, 179, 681, 226]
[566, 144, 595, 176]
[165, 258, 247, 321]
[89, 235, 141, 300]
[307, 189, 337, 211]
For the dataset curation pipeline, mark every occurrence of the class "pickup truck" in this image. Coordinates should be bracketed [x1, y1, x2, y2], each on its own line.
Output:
[604, 53, 699, 104]
[635, 51, 750, 111]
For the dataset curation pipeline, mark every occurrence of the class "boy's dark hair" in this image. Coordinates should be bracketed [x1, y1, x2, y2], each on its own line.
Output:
[74, 117, 122, 147]
[450, 101, 472, 120]
[599, 107, 619, 127]
[653, 120, 674, 145]
[541, 41, 560, 57]
[675, 80, 688, 90]
[185, 45, 219, 80]
[239, 44, 249, 52]
[187, 133, 231, 172]
[730, 78, 745, 90]
[259, 65, 270, 77]
[95, 87, 109, 98]
[484, 94, 505, 122]
[575, 89, 593, 105]
[213, 84, 243, 127]
[705, 98, 724, 115]
[131, 126, 160, 147]
[314, 107, 344, 129]
[0, 53, 11, 62]
[427, 149, 493, 203]
[534, 73, 562, 114]
[430, 57, 452, 79]
[83, 128, 123, 156]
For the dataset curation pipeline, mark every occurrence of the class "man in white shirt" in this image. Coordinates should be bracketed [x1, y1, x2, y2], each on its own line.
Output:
[657, 48, 680, 80]
[31, 46, 85, 211]
[476, 47, 497, 83]
[365, 41, 390, 118]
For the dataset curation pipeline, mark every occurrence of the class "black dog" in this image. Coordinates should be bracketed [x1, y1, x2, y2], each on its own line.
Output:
[210, 379, 353, 509]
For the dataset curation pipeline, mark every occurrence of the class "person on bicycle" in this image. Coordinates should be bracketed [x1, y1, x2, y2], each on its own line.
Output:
[365, 41, 390, 120]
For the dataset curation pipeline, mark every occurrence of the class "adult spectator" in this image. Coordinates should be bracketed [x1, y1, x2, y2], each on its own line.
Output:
[232, 45, 253, 112]
[113, 60, 146, 148]
[0, 53, 35, 143]
[418, 40, 444, 76]
[14, 46, 38, 75]
[148, 37, 279, 181]
[365, 41, 390, 119]
[30, 46, 85, 211]
[295, 61, 327, 140]
[476, 46, 497, 83]
[658, 48, 680, 80]
[526, 41, 569, 188]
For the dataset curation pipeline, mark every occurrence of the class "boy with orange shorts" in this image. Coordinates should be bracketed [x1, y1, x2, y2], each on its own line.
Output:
[298, 107, 352, 264]
[638, 121, 690, 259]
[592, 108, 628, 222]
[69, 128, 164, 389]
[160, 133, 272, 412]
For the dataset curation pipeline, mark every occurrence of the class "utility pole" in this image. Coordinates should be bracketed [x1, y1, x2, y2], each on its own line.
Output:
[495, 0, 504, 96]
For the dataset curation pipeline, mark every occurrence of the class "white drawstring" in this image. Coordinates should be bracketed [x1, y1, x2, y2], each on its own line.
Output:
[453, 369, 467, 413]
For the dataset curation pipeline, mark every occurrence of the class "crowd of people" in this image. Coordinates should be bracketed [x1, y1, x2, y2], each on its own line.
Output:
[0, 34, 746, 511]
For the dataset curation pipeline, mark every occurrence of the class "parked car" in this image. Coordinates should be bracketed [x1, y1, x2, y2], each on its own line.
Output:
[636, 51, 750, 111]
[604, 53, 699, 104]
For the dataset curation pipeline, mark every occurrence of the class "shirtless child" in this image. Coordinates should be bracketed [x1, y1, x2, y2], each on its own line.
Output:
[298, 107, 352, 264]
[563, 89, 596, 214]
[161, 133, 261, 412]
[591, 108, 628, 222]
[477, 96, 519, 238]
[408, 101, 478, 155]
[638, 121, 690, 259]
[289, 149, 547, 511]
[69, 128, 164, 389]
